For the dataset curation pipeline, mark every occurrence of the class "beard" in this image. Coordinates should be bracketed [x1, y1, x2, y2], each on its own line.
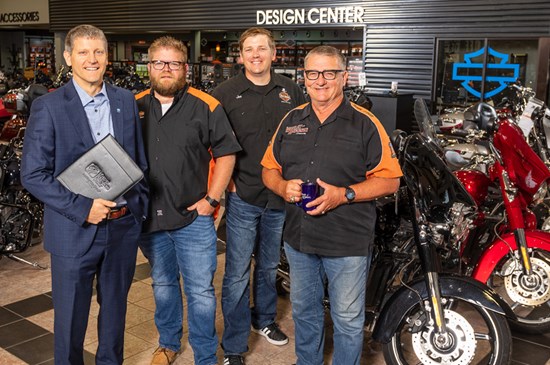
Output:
[150, 75, 186, 97]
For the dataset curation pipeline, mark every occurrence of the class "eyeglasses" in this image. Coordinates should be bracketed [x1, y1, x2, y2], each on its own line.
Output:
[304, 69, 345, 80]
[150, 60, 185, 71]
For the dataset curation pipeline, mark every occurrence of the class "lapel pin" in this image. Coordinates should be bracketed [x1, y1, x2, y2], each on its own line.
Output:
[117, 108, 121, 113]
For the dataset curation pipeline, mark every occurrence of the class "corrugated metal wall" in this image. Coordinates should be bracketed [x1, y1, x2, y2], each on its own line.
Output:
[361, 0, 550, 97]
[49, 0, 550, 98]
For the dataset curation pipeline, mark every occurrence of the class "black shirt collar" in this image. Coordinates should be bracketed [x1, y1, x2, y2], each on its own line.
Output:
[233, 69, 285, 95]
[150, 83, 190, 104]
[300, 97, 353, 125]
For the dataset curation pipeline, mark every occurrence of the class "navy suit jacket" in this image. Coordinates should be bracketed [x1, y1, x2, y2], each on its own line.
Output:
[21, 81, 149, 258]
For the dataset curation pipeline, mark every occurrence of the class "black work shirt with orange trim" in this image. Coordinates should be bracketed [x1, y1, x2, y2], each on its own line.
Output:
[212, 71, 306, 209]
[136, 85, 241, 233]
[261, 98, 402, 256]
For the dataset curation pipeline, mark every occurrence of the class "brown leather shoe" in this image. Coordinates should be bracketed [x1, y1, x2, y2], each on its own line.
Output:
[150, 347, 178, 365]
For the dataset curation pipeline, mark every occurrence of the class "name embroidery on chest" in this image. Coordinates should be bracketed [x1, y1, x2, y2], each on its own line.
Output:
[285, 124, 308, 135]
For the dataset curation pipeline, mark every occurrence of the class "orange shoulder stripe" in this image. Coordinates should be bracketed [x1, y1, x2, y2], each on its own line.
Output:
[135, 88, 151, 101]
[188, 86, 220, 112]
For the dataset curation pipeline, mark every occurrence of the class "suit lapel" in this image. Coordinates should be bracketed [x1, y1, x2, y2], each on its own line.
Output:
[64, 81, 95, 148]
[107, 84, 124, 146]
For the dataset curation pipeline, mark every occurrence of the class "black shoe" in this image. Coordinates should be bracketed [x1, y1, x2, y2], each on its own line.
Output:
[252, 322, 289, 345]
[223, 355, 245, 365]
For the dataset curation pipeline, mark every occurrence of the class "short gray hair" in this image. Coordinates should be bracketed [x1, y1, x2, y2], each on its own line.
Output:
[65, 24, 108, 54]
[304, 45, 346, 70]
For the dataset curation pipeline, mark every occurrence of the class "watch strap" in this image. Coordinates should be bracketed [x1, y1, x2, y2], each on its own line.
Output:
[205, 195, 219, 207]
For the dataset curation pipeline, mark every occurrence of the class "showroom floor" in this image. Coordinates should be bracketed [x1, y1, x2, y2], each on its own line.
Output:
[0, 237, 549, 364]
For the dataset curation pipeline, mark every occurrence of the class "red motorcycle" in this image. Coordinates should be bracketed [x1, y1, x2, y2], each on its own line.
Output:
[451, 102, 550, 333]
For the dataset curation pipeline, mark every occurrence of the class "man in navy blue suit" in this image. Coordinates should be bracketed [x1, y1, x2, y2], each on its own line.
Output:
[21, 24, 148, 365]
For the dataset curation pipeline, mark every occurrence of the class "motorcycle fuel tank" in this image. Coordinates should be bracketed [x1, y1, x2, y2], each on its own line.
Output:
[454, 169, 491, 206]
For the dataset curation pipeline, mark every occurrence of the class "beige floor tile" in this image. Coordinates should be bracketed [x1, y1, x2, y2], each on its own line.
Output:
[126, 302, 155, 328]
[122, 346, 157, 365]
[125, 318, 159, 345]
[0, 285, 46, 306]
[133, 294, 157, 312]
[0, 348, 27, 365]
[124, 332, 158, 359]
[27, 308, 55, 332]
[128, 281, 155, 303]
[89, 297, 100, 318]
[136, 249, 149, 265]
[84, 316, 99, 346]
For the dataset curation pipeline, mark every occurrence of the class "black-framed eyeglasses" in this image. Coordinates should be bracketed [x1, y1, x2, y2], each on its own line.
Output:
[150, 60, 185, 71]
[304, 69, 345, 80]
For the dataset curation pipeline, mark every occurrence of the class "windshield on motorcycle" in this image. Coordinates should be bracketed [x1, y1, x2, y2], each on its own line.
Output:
[400, 99, 477, 223]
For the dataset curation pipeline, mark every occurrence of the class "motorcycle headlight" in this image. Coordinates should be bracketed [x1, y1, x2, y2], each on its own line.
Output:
[533, 181, 548, 205]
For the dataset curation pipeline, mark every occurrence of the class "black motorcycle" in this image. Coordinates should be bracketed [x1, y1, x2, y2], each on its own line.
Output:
[0, 131, 45, 268]
[0, 85, 46, 268]
[277, 98, 515, 364]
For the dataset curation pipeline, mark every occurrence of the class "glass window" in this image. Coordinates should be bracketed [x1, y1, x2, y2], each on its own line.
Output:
[434, 39, 538, 110]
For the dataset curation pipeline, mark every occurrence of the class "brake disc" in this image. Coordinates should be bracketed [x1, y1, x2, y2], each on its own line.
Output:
[412, 309, 476, 365]
[502, 256, 550, 306]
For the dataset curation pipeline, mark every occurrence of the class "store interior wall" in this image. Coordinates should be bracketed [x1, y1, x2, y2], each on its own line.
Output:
[0, 31, 25, 71]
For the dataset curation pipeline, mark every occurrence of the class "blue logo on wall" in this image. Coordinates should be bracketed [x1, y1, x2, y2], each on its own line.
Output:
[452, 47, 520, 99]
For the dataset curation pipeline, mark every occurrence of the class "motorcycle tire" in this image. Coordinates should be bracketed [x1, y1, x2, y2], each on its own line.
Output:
[382, 297, 512, 365]
[487, 249, 550, 334]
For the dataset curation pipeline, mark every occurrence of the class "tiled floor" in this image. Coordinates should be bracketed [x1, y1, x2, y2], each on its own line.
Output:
[1, 240, 549, 365]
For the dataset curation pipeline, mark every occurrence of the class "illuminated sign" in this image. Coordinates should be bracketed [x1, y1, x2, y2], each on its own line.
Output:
[257, 7, 365, 26]
[452, 47, 520, 99]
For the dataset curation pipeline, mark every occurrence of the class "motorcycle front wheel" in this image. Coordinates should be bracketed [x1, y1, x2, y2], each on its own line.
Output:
[488, 249, 550, 334]
[382, 297, 512, 365]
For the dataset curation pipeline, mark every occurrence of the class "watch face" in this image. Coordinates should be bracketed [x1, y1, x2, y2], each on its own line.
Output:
[345, 187, 355, 201]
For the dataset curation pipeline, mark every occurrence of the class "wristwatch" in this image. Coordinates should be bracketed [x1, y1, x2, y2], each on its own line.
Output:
[345, 186, 356, 204]
[205, 195, 220, 208]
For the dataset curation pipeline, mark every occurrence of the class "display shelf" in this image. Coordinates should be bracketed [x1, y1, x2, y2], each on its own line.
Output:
[27, 38, 55, 74]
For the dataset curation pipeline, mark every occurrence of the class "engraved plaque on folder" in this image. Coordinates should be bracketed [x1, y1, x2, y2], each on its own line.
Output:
[56, 135, 143, 201]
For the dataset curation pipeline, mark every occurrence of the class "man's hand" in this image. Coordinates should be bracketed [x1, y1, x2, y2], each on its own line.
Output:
[306, 178, 345, 216]
[285, 179, 304, 204]
[187, 199, 216, 216]
[86, 199, 117, 224]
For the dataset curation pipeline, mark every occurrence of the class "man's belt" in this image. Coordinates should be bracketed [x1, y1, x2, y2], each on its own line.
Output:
[107, 206, 128, 220]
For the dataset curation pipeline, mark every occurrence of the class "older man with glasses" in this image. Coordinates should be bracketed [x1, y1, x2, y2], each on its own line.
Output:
[262, 45, 402, 365]
[136, 36, 241, 365]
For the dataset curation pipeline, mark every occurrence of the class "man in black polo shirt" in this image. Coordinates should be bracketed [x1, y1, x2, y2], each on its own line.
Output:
[212, 27, 305, 365]
[262, 46, 402, 365]
[136, 36, 241, 365]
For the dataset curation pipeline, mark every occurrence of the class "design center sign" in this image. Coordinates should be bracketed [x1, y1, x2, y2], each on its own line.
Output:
[257, 6, 366, 26]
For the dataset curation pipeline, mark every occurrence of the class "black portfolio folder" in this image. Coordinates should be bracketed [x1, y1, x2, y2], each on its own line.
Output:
[56, 134, 144, 201]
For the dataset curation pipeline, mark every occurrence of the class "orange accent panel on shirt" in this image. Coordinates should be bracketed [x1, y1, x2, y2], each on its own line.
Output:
[188, 87, 221, 112]
[351, 104, 403, 179]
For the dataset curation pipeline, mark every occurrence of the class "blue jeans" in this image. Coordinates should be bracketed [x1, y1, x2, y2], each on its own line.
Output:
[139, 215, 218, 365]
[221, 192, 285, 355]
[284, 242, 370, 365]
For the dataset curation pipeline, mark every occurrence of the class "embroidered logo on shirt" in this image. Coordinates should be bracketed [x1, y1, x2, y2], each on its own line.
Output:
[279, 88, 291, 104]
[285, 124, 309, 135]
[156, 209, 163, 216]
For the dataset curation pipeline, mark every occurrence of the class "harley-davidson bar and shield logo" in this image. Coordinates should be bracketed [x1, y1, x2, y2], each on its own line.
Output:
[452, 47, 520, 99]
